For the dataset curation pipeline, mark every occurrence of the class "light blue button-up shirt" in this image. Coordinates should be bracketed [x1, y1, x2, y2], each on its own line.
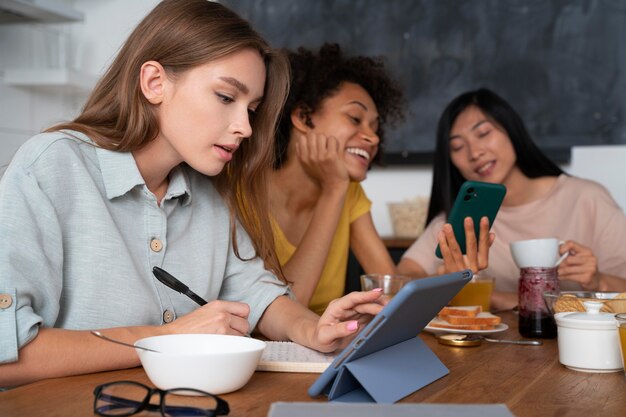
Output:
[0, 130, 290, 363]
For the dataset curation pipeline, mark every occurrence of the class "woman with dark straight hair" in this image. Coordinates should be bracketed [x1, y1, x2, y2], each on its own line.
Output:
[0, 0, 385, 387]
[399, 88, 626, 309]
[426, 89, 564, 225]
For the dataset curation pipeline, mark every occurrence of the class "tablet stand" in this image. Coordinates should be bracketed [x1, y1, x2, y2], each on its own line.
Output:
[308, 270, 473, 404]
[326, 337, 449, 403]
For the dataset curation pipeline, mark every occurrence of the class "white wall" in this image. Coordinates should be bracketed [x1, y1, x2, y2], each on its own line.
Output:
[0, 21, 81, 168]
[569, 145, 626, 211]
[70, 0, 160, 75]
[0, 0, 159, 170]
[1, 0, 625, 237]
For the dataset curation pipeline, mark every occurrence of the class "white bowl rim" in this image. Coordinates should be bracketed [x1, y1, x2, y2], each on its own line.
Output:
[135, 333, 266, 356]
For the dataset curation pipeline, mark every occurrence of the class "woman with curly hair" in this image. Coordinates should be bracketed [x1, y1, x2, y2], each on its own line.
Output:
[268, 43, 406, 314]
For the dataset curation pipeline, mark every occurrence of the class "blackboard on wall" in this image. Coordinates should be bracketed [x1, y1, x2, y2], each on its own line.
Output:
[223, 0, 626, 165]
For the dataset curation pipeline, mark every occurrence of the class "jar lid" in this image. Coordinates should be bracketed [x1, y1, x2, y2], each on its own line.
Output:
[555, 301, 617, 330]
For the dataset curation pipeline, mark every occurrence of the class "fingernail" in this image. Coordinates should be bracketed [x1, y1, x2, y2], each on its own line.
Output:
[347, 320, 358, 331]
[372, 288, 383, 292]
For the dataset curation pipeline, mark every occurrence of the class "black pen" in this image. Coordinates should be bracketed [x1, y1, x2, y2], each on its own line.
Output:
[152, 266, 207, 306]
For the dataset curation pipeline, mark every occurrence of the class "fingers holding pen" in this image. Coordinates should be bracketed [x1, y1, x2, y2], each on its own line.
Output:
[167, 300, 251, 336]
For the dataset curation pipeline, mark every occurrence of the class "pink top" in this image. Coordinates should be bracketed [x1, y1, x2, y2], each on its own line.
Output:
[402, 175, 626, 292]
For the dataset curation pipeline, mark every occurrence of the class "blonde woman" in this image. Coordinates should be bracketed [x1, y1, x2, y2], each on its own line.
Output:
[0, 0, 383, 387]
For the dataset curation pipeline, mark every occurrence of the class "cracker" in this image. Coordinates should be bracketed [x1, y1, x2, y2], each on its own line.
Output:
[551, 292, 626, 313]
[606, 296, 626, 314]
[553, 297, 585, 313]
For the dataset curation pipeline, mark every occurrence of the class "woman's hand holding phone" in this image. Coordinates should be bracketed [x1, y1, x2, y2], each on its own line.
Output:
[436, 216, 495, 274]
[435, 181, 505, 263]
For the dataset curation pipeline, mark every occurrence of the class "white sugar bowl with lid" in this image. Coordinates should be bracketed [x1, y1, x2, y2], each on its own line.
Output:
[554, 301, 622, 372]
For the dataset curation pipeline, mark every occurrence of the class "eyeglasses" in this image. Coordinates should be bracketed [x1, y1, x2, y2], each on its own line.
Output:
[93, 381, 230, 417]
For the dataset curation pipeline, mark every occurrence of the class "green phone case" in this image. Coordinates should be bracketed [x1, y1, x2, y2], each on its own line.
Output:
[435, 181, 506, 258]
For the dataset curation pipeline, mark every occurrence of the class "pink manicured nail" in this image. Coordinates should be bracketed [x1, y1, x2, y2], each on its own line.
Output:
[372, 288, 383, 292]
[347, 320, 358, 331]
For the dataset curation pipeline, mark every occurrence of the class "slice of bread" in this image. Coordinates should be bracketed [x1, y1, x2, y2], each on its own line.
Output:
[438, 305, 482, 318]
[428, 317, 496, 331]
[443, 312, 502, 326]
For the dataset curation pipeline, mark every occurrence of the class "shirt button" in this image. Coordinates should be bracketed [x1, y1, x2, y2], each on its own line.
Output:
[150, 239, 163, 252]
[0, 294, 13, 309]
[163, 309, 175, 323]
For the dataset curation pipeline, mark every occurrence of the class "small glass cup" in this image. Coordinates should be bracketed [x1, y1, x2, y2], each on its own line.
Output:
[449, 273, 494, 312]
[360, 274, 414, 299]
[616, 313, 626, 377]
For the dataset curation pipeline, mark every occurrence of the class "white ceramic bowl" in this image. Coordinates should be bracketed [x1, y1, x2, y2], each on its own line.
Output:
[135, 334, 266, 395]
[554, 301, 622, 373]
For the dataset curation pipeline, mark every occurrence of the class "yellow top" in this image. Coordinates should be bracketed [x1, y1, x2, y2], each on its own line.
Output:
[271, 182, 372, 315]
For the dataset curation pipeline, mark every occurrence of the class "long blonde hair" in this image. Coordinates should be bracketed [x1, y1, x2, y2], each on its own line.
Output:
[48, 0, 289, 281]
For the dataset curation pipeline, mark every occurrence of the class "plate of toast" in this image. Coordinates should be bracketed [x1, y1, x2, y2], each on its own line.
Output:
[424, 305, 509, 335]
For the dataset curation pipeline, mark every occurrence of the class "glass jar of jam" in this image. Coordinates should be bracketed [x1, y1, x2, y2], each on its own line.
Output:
[518, 267, 559, 338]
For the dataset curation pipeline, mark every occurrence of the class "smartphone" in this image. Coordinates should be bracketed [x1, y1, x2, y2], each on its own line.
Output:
[435, 181, 506, 258]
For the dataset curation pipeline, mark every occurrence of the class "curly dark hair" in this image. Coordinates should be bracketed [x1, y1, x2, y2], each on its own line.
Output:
[274, 43, 405, 168]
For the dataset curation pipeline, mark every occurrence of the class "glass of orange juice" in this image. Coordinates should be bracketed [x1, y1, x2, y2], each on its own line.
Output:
[449, 273, 494, 312]
[616, 313, 626, 377]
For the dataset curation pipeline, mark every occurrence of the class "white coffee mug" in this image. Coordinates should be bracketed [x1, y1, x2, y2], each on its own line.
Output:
[509, 238, 569, 268]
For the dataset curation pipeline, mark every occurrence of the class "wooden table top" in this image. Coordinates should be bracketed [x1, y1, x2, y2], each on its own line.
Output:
[1, 312, 625, 417]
